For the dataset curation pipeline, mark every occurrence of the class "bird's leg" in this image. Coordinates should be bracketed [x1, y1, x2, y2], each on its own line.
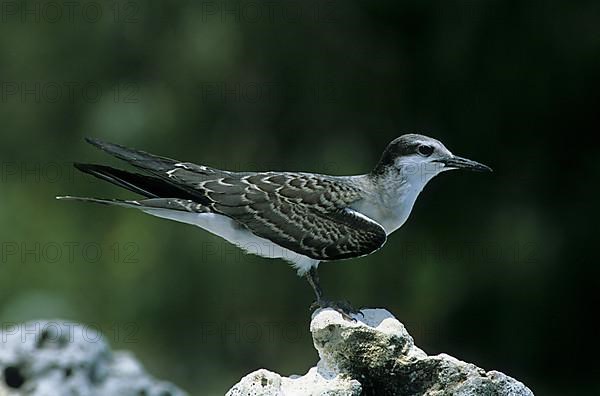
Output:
[305, 267, 362, 321]
[305, 267, 324, 301]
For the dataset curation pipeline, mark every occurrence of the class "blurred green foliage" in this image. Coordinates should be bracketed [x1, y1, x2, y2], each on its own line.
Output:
[1, 1, 598, 394]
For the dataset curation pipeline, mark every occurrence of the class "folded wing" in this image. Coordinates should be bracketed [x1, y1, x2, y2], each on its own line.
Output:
[69, 138, 387, 261]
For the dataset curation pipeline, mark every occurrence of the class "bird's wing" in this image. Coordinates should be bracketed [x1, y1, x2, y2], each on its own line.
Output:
[82, 138, 387, 260]
[84, 137, 227, 180]
[168, 171, 387, 261]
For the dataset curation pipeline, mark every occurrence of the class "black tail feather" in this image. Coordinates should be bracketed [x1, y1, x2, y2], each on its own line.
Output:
[73, 163, 193, 199]
[84, 137, 177, 172]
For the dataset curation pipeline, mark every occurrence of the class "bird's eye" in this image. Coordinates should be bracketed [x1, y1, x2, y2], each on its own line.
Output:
[417, 145, 434, 156]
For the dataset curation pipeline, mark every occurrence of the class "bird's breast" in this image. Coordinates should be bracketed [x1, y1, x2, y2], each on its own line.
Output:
[349, 184, 423, 235]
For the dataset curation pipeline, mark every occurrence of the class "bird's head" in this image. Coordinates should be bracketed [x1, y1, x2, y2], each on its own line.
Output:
[372, 134, 492, 182]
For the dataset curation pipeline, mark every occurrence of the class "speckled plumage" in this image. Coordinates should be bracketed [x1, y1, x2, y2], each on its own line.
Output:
[63, 139, 387, 264]
[163, 169, 386, 261]
[58, 135, 490, 315]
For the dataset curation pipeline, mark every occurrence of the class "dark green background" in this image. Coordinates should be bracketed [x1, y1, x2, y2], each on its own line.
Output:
[1, 1, 597, 394]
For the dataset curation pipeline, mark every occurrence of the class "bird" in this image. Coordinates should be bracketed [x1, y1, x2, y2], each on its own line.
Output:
[57, 134, 491, 319]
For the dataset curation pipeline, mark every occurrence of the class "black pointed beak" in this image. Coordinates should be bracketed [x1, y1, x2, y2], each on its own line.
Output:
[438, 156, 492, 172]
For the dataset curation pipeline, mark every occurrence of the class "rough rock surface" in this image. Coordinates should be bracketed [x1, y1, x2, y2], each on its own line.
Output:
[0, 319, 186, 396]
[227, 309, 534, 396]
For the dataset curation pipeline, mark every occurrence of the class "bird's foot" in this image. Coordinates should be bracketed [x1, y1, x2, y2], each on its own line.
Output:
[310, 299, 364, 321]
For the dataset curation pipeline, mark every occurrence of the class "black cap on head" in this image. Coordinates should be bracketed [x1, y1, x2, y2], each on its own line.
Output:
[372, 134, 443, 175]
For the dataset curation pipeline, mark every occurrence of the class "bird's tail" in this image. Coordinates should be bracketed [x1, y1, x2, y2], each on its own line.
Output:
[70, 163, 192, 199]
[55, 196, 145, 209]
[84, 137, 178, 172]
[56, 196, 206, 214]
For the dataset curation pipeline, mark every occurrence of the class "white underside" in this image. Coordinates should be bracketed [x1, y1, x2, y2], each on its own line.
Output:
[142, 209, 319, 275]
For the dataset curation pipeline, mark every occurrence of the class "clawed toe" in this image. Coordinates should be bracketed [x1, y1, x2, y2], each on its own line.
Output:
[309, 300, 320, 311]
[305, 268, 363, 321]
[310, 299, 363, 321]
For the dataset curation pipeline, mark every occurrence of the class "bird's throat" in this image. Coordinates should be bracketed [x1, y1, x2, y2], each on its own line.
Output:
[353, 171, 433, 235]
[379, 178, 427, 234]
